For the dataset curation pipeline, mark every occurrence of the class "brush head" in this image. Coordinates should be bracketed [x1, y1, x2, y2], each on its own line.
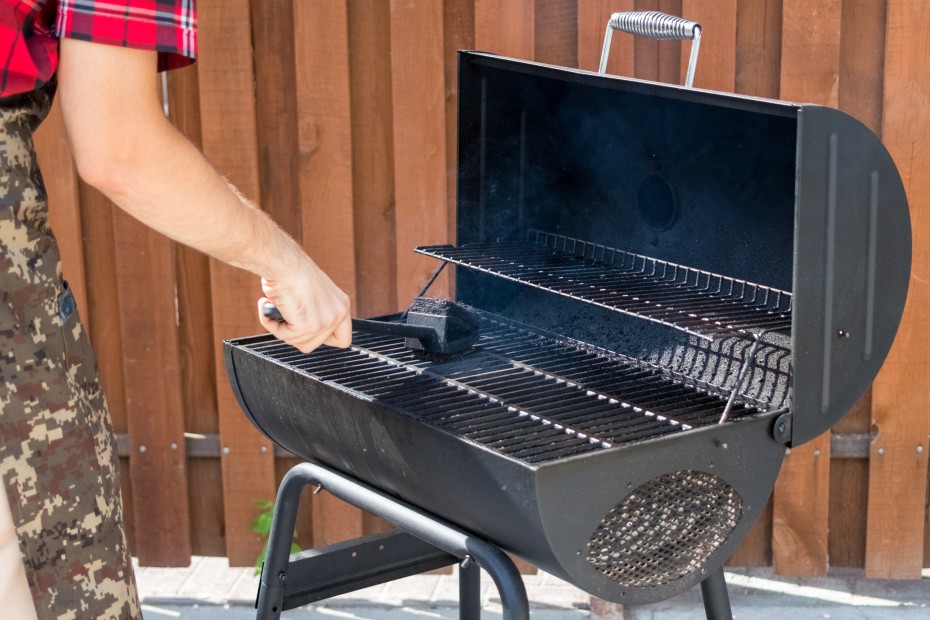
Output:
[404, 297, 479, 355]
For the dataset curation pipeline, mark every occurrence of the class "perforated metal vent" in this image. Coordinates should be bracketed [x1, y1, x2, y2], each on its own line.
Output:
[586, 470, 742, 588]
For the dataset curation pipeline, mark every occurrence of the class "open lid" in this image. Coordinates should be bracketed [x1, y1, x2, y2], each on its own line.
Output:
[451, 52, 910, 446]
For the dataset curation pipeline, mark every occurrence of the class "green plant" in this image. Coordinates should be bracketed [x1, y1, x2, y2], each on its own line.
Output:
[250, 500, 300, 575]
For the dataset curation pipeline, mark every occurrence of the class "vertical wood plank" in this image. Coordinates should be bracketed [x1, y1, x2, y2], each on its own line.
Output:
[113, 210, 192, 565]
[292, 0, 365, 544]
[680, 0, 736, 92]
[838, 0, 886, 133]
[443, 0, 476, 245]
[735, 0, 782, 98]
[34, 102, 88, 324]
[536, 0, 579, 68]
[348, 0, 397, 317]
[164, 64, 226, 556]
[197, 0, 277, 566]
[390, 0, 455, 303]
[577, 0, 634, 75]
[77, 185, 128, 432]
[827, 1, 886, 571]
[779, 0, 842, 106]
[867, 0, 930, 579]
[475, 0, 535, 59]
[772, 0, 841, 577]
[293, 0, 358, 305]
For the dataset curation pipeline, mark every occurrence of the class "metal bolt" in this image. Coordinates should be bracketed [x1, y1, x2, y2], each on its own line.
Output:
[260, 446, 268, 454]
[278, 571, 287, 583]
[222, 447, 230, 456]
[139, 445, 147, 454]
[878, 447, 885, 456]
[313, 484, 323, 495]
[460, 555, 474, 570]
[785, 448, 791, 456]
[170, 442, 178, 451]
[918, 446, 924, 454]
[721, 443, 728, 450]
[814, 450, 821, 457]
[837, 329, 850, 338]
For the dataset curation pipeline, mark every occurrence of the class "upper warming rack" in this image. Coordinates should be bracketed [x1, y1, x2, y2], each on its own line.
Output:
[416, 230, 792, 341]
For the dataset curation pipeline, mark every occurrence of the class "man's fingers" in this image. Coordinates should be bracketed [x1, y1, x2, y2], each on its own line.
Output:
[329, 316, 353, 348]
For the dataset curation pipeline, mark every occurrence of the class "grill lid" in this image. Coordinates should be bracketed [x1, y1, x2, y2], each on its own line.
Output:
[452, 52, 910, 445]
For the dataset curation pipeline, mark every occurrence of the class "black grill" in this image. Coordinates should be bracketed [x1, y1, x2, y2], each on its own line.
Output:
[226, 51, 910, 608]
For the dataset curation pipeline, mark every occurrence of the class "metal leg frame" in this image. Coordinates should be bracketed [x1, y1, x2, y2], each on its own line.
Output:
[257, 462, 529, 620]
[699, 568, 733, 620]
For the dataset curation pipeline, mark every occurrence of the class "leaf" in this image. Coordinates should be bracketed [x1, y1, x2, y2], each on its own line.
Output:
[249, 511, 273, 537]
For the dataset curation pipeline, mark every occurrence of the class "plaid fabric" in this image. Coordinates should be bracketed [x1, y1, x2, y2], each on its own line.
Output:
[1, 0, 196, 98]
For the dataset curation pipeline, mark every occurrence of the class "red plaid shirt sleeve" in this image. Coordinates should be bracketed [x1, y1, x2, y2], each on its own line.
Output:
[57, 0, 196, 71]
[1, 0, 196, 98]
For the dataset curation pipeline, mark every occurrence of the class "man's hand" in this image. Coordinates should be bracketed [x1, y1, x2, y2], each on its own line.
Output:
[258, 258, 352, 353]
[57, 38, 351, 353]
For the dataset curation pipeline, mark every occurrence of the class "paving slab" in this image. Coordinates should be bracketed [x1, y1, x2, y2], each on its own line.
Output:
[135, 559, 930, 620]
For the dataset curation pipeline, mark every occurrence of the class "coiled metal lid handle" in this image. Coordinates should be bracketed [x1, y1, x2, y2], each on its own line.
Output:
[598, 11, 702, 88]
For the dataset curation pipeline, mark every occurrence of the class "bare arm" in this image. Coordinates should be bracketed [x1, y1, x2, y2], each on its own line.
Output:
[57, 39, 351, 353]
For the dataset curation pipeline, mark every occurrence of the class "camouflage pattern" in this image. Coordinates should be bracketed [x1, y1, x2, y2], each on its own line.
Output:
[0, 82, 141, 618]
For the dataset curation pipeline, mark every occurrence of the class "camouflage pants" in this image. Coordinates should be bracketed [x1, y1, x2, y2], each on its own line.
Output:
[0, 83, 141, 618]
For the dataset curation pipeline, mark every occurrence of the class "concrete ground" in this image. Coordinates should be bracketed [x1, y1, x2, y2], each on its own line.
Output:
[135, 558, 930, 619]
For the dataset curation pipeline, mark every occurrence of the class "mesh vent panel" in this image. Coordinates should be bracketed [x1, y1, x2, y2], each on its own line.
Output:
[586, 470, 742, 588]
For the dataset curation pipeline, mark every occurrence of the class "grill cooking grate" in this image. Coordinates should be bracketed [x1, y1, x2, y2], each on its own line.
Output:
[586, 470, 742, 588]
[416, 230, 792, 341]
[238, 312, 768, 464]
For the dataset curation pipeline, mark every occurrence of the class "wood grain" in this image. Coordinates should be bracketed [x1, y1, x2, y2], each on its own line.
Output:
[294, 0, 358, 308]
[113, 209, 192, 565]
[536, 0, 579, 68]
[197, 0, 277, 566]
[771, 0, 841, 577]
[867, 0, 930, 579]
[735, 0, 782, 99]
[390, 1, 454, 303]
[475, 0, 535, 60]
[681, 0, 736, 92]
[348, 0, 397, 317]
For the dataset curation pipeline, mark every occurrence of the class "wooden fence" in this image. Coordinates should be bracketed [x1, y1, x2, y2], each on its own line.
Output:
[31, 0, 929, 578]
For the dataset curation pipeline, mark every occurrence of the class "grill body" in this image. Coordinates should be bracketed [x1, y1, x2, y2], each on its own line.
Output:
[226, 330, 784, 604]
[225, 52, 910, 605]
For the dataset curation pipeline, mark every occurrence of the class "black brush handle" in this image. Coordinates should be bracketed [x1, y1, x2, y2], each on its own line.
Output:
[262, 302, 437, 340]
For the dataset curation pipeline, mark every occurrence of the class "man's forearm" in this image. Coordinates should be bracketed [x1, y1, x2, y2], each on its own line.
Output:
[57, 38, 352, 352]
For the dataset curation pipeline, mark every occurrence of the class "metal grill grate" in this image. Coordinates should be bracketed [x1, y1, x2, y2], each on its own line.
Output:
[415, 231, 792, 341]
[238, 311, 767, 464]
[586, 470, 742, 588]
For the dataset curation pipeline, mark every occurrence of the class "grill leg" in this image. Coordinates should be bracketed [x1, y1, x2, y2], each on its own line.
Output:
[700, 568, 733, 620]
[256, 462, 529, 620]
[459, 561, 481, 620]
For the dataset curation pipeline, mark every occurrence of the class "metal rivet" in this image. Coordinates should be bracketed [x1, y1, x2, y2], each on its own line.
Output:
[460, 555, 473, 570]
[814, 450, 821, 457]
[278, 571, 287, 583]
[260, 446, 268, 454]
[170, 442, 178, 451]
[222, 447, 230, 455]
[785, 448, 791, 455]
[878, 447, 885, 456]
[721, 443, 728, 450]
[139, 445, 147, 453]
[918, 446, 924, 454]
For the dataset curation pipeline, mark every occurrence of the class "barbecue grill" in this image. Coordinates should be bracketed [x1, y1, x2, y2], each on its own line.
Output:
[225, 17, 910, 619]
